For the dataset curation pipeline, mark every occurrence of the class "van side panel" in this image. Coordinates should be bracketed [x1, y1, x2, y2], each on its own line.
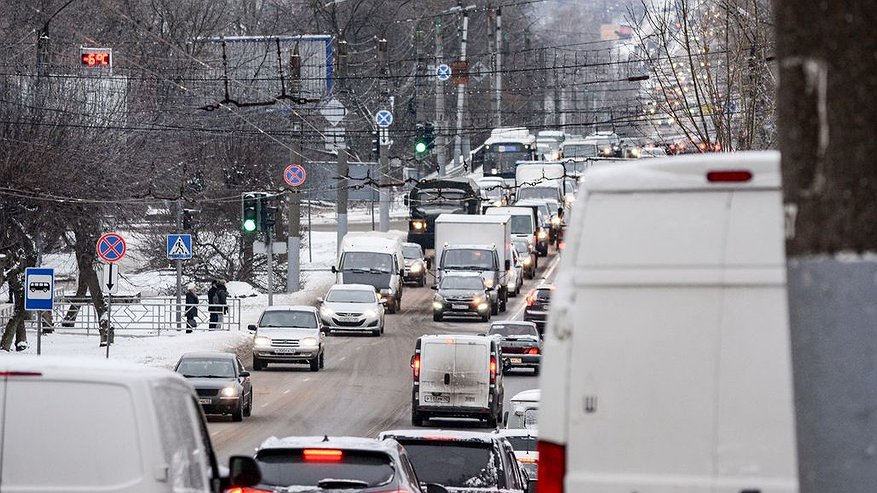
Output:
[452, 342, 490, 408]
[2, 379, 146, 492]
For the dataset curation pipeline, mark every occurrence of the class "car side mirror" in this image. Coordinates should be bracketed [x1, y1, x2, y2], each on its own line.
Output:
[426, 258, 433, 269]
[526, 479, 538, 493]
[225, 455, 261, 489]
[317, 297, 324, 304]
[431, 285, 438, 291]
[424, 484, 450, 493]
[504, 260, 511, 271]
[331, 266, 338, 274]
[247, 324, 257, 331]
[239, 371, 250, 378]
[503, 410, 510, 424]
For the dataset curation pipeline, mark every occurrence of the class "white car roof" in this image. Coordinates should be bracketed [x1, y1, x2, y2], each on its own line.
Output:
[258, 436, 400, 453]
[0, 355, 187, 385]
[511, 389, 541, 402]
[435, 214, 511, 224]
[441, 271, 486, 278]
[443, 243, 498, 251]
[420, 334, 494, 344]
[262, 305, 318, 314]
[380, 429, 499, 443]
[328, 284, 376, 292]
[496, 428, 539, 438]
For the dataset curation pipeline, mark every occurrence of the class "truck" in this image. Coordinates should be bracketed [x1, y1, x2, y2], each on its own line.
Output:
[435, 214, 513, 315]
[332, 232, 406, 313]
[405, 178, 481, 251]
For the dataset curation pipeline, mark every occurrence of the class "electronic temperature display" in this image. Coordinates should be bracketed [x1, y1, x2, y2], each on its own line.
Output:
[80, 49, 111, 68]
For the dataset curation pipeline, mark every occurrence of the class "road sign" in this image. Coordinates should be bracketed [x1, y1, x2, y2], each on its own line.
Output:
[436, 63, 452, 81]
[101, 263, 119, 294]
[166, 234, 193, 260]
[451, 60, 469, 85]
[284, 164, 307, 187]
[375, 110, 394, 128]
[96, 233, 126, 263]
[470, 61, 488, 83]
[24, 268, 54, 311]
[320, 98, 348, 126]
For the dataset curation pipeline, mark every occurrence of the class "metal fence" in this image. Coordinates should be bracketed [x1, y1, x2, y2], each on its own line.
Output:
[2, 297, 241, 336]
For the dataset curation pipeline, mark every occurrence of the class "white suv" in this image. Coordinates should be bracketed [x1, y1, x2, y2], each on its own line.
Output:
[250, 306, 326, 371]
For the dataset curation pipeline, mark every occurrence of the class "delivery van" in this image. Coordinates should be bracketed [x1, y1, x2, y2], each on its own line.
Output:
[411, 335, 505, 427]
[0, 356, 261, 493]
[333, 232, 406, 313]
[538, 151, 798, 492]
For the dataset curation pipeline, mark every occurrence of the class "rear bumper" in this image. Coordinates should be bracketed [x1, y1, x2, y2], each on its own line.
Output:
[503, 354, 541, 367]
[413, 404, 495, 418]
[524, 310, 548, 328]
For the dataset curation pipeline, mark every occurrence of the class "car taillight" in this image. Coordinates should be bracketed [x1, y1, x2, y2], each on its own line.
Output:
[303, 449, 343, 462]
[411, 354, 421, 382]
[225, 488, 272, 493]
[707, 170, 753, 183]
[526, 291, 537, 305]
[526, 347, 540, 355]
[0, 371, 42, 377]
[538, 440, 566, 493]
[490, 356, 497, 384]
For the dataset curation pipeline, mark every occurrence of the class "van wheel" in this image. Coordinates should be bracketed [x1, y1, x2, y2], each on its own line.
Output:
[243, 394, 252, 417]
[232, 401, 244, 422]
[252, 356, 264, 371]
[412, 411, 425, 427]
[491, 301, 499, 316]
[319, 352, 325, 369]
[500, 293, 508, 312]
[309, 357, 320, 372]
[433, 312, 443, 322]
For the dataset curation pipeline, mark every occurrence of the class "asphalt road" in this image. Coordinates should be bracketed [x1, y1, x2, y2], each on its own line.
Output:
[209, 249, 561, 462]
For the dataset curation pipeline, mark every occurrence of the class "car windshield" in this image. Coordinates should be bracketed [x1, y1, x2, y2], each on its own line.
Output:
[490, 324, 538, 338]
[563, 144, 597, 158]
[402, 245, 422, 259]
[513, 240, 530, 255]
[398, 442, 498, 488]
[256, 449, 394, 488]
[340, 252, 394, 273]
[326, 290, 376, 303]
[509, 215, 534, 235]
[517, 187, 557, 202]
[441, 276, 485, 291]
[442, 249, 496, 270]
[504, 435, 537, 452]
[176, 358, 236, 378]
[259, 311, 318, 328]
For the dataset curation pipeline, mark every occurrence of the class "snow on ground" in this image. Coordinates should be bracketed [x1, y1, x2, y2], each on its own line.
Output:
[309, 200, 408, 226]
[11, 231, 341, 369]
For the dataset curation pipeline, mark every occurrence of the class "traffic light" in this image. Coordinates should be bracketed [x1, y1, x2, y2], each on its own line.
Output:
[260, 197, 278, 232]
[371, 130, 381, 159]
[241, 193, 260, 233]
[182, 209, 198, 230]
[414, 124, 428, 159]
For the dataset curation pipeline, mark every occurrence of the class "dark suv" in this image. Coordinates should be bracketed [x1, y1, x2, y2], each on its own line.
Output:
[523, 286, 553, 334]
[378, 430, 535, 493]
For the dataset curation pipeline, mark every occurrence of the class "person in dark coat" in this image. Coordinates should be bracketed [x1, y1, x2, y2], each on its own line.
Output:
[207, 280, 219, 330]
[185, 284, 199, 333]
[214, 280, 229, 329]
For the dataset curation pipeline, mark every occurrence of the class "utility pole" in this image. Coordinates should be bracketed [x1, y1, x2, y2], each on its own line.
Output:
[776, 1, 877, 491]
[453, 3, 471, 166]
[378, 38, 391, 232]
[435, 19, 448, 176]
[266, 202, 274, 306]
[494, 7, 503, 128]
[415, 23, 426, 123]
[175, 202, 183, 327]
[287, 46, 303, 293]
[336, 40, 349, 253]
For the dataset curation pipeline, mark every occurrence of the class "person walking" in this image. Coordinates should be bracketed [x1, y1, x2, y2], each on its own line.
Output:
[207, 280, 219, 330]
[185, 285, 199, 333]
[214, 280, 229, 330]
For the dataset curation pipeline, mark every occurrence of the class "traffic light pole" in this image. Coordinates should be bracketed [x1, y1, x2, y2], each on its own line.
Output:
[336, 40, 349, 255]
[175, 201, 183, 329]
[435, 19, 447, 177]
[266, 224, 274, 306]
[378, 39, 391, 233]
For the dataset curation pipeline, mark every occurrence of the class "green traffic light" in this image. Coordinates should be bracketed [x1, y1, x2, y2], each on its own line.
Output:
[243, 219, 257, 232]
[415, 141, 428, 153]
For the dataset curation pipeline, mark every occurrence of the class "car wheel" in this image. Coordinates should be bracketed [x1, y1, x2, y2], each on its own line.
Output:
[252, 355, 264, 371]
[491, 301, 499, 316]
[395, 298, 402, 313]
[309, 356, 320, 372]
[371, 329, 381, 337]
[412, 411, 425, 427]
[418, 276, 426, 287]
[232, 401, 244, 422]
[319, 351, 325, 369]
[380, 323, 385, 335]
[500, 293, 508, 312]
[433, 312, 443, 322]
[243, 394, 252, 417]
[481, 312, 490, 323]
[534, 366, 541, 376]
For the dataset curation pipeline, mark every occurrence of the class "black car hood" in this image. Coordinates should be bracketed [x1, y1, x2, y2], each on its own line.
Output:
[438, 288, 483, 299]
[341, 272, 392, 290]
[186, 377, 239, 390]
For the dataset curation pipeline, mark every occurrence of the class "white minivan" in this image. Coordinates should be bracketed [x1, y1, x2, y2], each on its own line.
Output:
[411, 335, 505, 427]
[538, 152, 798, 492]
[0, 356, 261, 493]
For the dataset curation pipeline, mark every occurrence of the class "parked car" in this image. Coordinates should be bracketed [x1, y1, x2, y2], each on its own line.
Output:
[0, 356, 263, 493]
[432, 271, 492, 322]
[250, 306, 326, 371]
[379, 429, 535, 493]
[411, 335, 505, 427]
[319, 283, 385, 336]
[402, 242, 428, 287]
[512, 237, 537, 279]
[496, 428, 539, 481]
[523, 286, 553, 334]
[487, 321, 541, 374]
[174, 351, 253, 422]
[250, 435, 449, 493]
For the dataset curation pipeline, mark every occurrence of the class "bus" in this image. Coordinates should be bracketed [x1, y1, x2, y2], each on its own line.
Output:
[476, 128, 538, 180]
[405, 178, 481, 250]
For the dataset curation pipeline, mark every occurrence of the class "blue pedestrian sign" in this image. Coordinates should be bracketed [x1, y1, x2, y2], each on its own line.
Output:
[25, 268, 54, 311]
[375, 110, 394, 128]
[166, 234, 193, 260]
[436, 64, 452, 81]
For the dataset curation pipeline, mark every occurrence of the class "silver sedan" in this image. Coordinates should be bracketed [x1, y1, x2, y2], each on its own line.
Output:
[319, 283, 386, 336]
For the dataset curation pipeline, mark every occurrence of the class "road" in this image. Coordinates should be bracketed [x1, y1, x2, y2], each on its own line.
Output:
[209, 250, 561, 462]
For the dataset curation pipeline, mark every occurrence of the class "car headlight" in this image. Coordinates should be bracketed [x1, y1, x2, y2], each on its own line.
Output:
[410, 262, 423, 273]
[472, 296, 484, 305]
[220, 386, 239, 397]
[551, 216, 562, 227]
[412, 220, 426, 231]
[523, 257, 532, 266]
[254, 336, 271, 347]
[477, 302, 490, 312]
[300, 337, 319, 348]
[363, 310, 377, 318]
[537, 230, 548, 240]
[483, 278, 494, 288]
[320, 306, 334, 318]
[380, 288, 394, 296]
[433, 301, 444, 311]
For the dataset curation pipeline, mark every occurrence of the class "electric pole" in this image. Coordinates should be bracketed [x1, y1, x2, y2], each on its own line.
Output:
[336, 40, 349, 253]
[494, 7, 503, 128]
[378, 38, 391, 232]
[435, 19, 448, 176]
[286, 45, 303, 294]
[776, 1, 877, 491]
[453, 3, 471, 166]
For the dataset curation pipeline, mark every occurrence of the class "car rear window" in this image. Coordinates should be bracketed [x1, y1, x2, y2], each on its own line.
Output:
[399, 441, 498, 488]
[490, 323, 537, 338]
[535, 289, 552, 302]
[256, 449, 394, 488]
[505, 435, 537, 452]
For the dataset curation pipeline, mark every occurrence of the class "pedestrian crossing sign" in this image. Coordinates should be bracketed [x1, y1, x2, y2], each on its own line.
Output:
[166, 234, 193, 260]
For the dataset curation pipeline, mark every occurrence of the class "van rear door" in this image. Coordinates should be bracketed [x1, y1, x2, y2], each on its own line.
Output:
[452, 340, 490, 408]
[420, 339, 455, 407]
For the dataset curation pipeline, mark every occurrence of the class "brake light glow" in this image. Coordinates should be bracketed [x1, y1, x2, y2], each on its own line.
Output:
[526, 291, 537, 305]
[490, 356, 497, 384]
[0, 371, 42, 377]
[538, 440, 566, 493]
[526, 347, 540, 355]
[707, 170, 753, 183]
[225, 488, 272, 493]
[412, 354, 421, 381]
[423, 435, 459, 441]
[518, 457, 538, 463]
[303, 449, 343, 462]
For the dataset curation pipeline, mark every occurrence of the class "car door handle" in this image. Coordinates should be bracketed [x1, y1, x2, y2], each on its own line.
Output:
[444, 373, 451, 385]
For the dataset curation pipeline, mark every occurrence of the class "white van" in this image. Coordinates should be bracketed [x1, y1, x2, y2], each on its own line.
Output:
[333, 232, 406, 313]
[411, 335, 505, 427]
[538, 151, 798, 492]
[505, 389, 540, 430]
[0, 356, 261, 493]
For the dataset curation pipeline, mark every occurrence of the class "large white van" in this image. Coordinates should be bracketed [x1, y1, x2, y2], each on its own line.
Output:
[411, 335, 505, 428]
[538, 152, 798, 492]
[0, 356, 261, 493]
[333, 232, 406, 313]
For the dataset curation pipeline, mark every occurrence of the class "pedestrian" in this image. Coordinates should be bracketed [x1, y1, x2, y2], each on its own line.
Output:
[214, 280, 229, 330]
[207, 280, 219, 330]
[185, 284, 199, 333]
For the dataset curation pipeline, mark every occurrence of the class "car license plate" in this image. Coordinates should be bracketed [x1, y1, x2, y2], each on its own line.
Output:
[424, 394, 451, 403]
[452, 304, 469, 310]
[274, 348, 296, 354]
[510, 358, 523, 364]
[198, 398, 211, 405]
[340, 316, 358, 322]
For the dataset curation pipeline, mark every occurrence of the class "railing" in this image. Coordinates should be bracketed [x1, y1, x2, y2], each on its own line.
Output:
[16, 296, 242, 336]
